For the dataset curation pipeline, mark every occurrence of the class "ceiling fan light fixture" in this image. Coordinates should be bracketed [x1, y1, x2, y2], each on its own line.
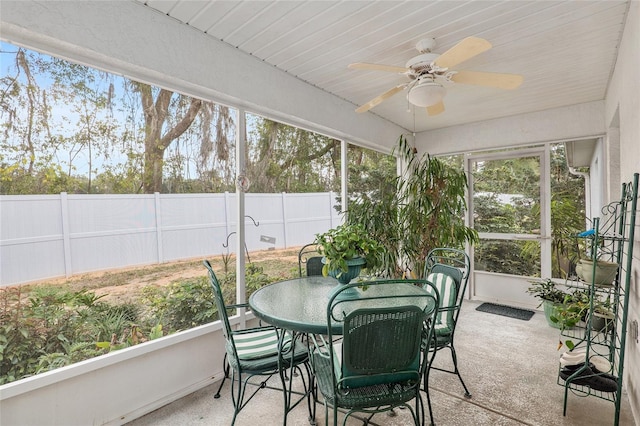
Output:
[407, 81, 446, 107]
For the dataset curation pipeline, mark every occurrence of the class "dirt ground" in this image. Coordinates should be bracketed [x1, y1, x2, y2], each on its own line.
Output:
[18, 247, 303, 304]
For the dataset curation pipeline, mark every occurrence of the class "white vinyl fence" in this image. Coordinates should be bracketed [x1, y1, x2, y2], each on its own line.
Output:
[0, 192, 341, 286]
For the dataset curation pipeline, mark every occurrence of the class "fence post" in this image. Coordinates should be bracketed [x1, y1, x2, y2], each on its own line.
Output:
[281, 192, 288, 248]
[329, 191, 335, 228]
[60, 192, 72, 277]
[154, 192, 163, 264]
[224, 191, 231, 252]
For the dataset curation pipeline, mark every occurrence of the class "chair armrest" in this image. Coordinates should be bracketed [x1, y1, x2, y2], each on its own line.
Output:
[226, 303, 250, 310]
[309, 334, 331, 356]
[225, 302, 267, 325]
[233, 325, 277, 336]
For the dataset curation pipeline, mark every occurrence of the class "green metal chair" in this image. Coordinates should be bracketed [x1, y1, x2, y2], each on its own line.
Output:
[298, 243, 324, 277]
[309, 279, 438, 426]
[420, 248, 472, 425]
[203, 260, 313, 425]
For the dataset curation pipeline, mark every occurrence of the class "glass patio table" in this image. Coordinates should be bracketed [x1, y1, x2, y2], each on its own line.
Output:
[249, 276, 431, 335]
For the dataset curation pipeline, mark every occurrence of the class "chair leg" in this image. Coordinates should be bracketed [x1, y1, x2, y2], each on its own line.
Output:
[423, 347, 438, 426]
[214, 353, 230, 399]
[305, 363, 317, 425]
[324, 401, 329, 426]
[424, 367, 436, 426]
[230, 370, 244, 426]
[449, 346, 471, 398]
[416, 393, 425, 426]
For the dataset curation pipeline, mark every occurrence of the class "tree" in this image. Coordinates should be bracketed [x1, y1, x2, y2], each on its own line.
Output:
[1, 46, 122, 194]
[1, 43, 238, 195]
[133, 83, 202, 193]
[245, 118, 340, 193]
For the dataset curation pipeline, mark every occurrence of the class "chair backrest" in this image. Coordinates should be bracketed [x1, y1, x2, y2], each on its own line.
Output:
[298, 243, 324, 277]
[204, 260, 282, 365]
[203, 260, 245, 366]
[421, 248, 471, 335]
[203, 259, 233, 338]
[327, 279, 438, 390]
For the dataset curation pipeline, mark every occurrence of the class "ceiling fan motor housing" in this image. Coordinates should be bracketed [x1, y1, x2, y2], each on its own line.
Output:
[415, 38, 437, 53]
[405, 52, 440, 72]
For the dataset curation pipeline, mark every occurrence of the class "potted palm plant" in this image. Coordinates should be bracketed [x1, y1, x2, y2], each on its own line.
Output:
[314, 223, 384, 284]
[344, 135, 478, 278]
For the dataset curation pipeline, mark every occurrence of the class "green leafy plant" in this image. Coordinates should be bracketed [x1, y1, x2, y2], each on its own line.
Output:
[346, 135, 478, 278]
[314, 223, 384, 278]
[526, 278, 568, 307]
[0, 287, 41, 384]
[552, 289, 590, 328]
[0, 253, 297, 385]
[142, 277, 217, 332]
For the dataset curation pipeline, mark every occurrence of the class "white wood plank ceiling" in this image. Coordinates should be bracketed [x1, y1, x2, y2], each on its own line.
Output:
[136, 0, 629, 133]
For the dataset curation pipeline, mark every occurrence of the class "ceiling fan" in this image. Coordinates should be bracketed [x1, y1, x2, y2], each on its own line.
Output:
[349, 37, 524, 116]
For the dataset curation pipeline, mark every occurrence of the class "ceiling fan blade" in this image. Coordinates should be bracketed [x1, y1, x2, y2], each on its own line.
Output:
[451, 70, 524, 90]
[433, 37, 492, 69]
[348, 62, 409, 73]
[427, 101, 445, 116]
[355, 84, 406, 113]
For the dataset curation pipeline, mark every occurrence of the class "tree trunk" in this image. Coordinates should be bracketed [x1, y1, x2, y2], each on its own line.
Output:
[136, 83, 202, 193]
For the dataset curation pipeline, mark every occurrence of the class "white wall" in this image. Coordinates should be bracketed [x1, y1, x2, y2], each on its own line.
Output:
[604, 1, 640, 421]
[414, 101, 605, 156]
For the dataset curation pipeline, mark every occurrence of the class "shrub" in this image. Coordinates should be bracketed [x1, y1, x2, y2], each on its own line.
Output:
[143, 276, 217, 332]
[1, 259, 284, 384]
[0, 287, 41, 384]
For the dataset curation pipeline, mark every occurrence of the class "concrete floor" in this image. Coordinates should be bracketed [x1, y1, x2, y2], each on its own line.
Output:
[127, 300, 635, 426]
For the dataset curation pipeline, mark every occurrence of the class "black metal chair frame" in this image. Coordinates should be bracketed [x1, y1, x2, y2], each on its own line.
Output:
[421, 248, 472, 426]
[298, 243, 324, 277]
[203, 260, 314, 425]
[309, 279, 439, 426]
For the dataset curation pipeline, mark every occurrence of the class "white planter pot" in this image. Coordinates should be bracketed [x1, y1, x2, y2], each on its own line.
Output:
[575, 259, 619, 287]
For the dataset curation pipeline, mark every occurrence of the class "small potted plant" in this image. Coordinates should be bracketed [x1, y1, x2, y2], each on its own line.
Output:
[590, 297, 615, 333]
[575, 256, 619, 287]
[527, 278, 570, 328]
[551, 288, 591, 331]
[574, 232, 619, 286]
[314, 223, 384, 284]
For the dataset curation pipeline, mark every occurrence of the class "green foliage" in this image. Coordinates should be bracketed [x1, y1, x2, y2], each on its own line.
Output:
[475, 239, 540, 276]
[346, 146, 398, 200]
[527, 278, 568, 307]
[35, 342, 104, 374]
[314, 223, 384, 277]
[345, 189, 403, 278]
[246, 118, 341, 193]
[0, 287, 40, 384]
[550, 289, 591, 330]
[471, 144, 584, 277]
[142, 277, 217, 332]
[548, 196, 585, 277]
[346, 135, 478, 278]
[0, 284, 161, 384]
